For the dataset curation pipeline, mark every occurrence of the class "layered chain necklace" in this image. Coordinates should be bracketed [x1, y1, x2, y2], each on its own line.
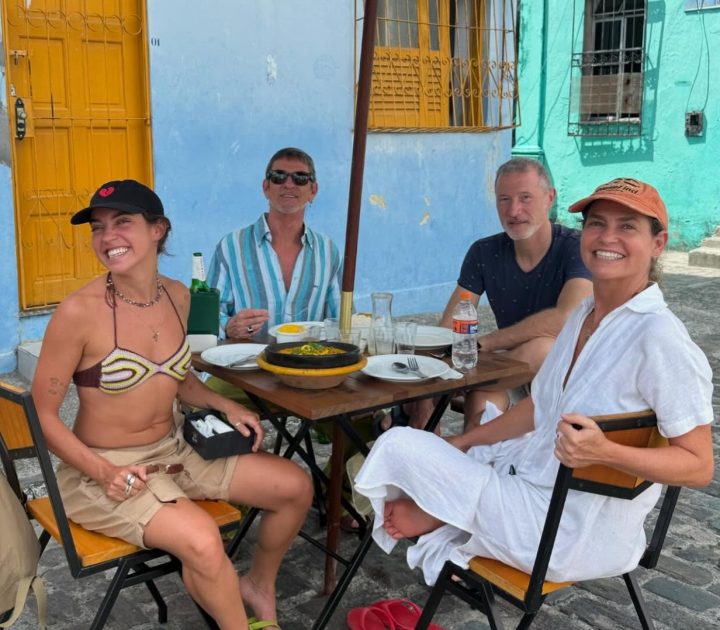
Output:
[107, 273, 165, 341]
[107, 273, 163, 308]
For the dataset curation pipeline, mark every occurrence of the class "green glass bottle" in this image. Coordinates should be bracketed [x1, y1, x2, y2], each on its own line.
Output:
[190, 252, 211, 292]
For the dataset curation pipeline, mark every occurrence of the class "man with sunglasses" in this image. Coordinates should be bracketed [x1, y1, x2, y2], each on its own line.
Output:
[206, 147, 341, 343]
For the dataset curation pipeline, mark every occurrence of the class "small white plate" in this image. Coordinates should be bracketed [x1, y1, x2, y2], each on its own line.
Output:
[414, 325, 453, 349]
[268, 321, 324, 338]
[200, 343, 267, 370]
[361, 354, 449, 383]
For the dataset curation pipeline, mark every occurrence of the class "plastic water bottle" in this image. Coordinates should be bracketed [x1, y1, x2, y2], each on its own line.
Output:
[452, 291, 478, 371]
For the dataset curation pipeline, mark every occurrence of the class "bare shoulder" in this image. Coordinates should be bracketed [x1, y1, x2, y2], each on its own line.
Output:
[53, 275, 109, 332]
[161, 276, 190, 315]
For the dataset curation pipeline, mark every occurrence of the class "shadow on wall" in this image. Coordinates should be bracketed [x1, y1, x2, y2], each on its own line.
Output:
[576, 1, 665, 166]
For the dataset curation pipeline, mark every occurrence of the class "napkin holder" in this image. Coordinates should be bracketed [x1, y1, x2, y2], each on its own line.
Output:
[183, 408, 255, 460]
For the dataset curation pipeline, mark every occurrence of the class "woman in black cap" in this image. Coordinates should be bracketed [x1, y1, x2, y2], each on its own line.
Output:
[32, 179, 309, 629]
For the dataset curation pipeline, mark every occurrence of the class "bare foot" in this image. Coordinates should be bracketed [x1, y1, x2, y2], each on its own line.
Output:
[382, 499, 443, 540]
[238, 575, 279, 628]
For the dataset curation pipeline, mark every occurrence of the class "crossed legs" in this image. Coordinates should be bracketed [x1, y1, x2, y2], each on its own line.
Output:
[143, 452, 312, 629]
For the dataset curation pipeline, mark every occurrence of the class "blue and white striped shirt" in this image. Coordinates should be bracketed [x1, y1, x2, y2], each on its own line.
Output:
[207, 214, 341, 338]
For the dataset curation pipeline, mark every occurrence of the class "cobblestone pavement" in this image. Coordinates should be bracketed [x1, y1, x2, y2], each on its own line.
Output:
[4, 255, 720, 629]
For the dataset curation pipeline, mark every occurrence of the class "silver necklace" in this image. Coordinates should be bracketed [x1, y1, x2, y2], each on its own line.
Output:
[107, 273, 163, 308]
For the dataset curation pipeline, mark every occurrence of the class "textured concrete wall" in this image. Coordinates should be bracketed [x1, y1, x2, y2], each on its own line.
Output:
[0, 0, 513, 371]
[515, 1, 720, 249]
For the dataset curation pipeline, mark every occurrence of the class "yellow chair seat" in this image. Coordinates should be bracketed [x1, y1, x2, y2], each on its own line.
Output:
[28, 497, 242, 567]
[468, 556, 573, 602]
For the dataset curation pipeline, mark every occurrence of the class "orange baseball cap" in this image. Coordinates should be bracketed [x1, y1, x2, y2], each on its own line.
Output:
[568, 178, 668, 230]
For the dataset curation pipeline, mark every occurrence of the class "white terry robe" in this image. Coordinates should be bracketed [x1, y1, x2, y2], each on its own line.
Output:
[354, 284, 713, 585]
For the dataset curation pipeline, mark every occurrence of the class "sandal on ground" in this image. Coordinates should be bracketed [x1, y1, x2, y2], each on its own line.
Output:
[247, 617, 280, 629]
[346, 606, 395, 629]
[369, 598, 444, 630]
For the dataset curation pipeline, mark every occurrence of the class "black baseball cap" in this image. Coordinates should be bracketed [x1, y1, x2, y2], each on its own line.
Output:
[71, 179, 164, 225]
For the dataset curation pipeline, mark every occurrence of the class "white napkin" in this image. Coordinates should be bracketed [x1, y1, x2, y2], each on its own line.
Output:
[438, 367, 464, 380]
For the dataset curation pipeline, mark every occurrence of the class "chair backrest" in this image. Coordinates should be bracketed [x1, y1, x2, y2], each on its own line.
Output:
[522, 410, 676, 611]
[0, 380, 93, 575]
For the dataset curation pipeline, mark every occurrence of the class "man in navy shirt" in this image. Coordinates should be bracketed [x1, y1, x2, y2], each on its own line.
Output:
[405, 157, 592, 431]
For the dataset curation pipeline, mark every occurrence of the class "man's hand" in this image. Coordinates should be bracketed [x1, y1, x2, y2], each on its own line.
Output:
[226, 308, 269, 340]
[554, 412, 608, 468]
[225, 404, 264, 451]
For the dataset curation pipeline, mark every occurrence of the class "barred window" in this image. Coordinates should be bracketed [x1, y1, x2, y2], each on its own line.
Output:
[568, 0, 647, 137]
[357, 0, 519, 132]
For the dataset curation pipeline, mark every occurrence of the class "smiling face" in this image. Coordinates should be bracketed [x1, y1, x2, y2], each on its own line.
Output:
[262, 157, 318, 216]
[89, 208, 165, 270]
[581, 200, 667, 285]
[495, 169, 556, 242]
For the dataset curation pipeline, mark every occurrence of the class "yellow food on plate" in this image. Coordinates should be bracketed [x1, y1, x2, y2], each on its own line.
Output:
[277, 324, 305, 334]
[278, 342, 345, 356]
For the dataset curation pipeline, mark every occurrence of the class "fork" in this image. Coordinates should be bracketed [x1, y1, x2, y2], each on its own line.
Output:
[406, 356, 426, 378]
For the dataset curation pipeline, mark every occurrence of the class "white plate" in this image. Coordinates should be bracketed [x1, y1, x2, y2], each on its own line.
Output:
[361, 354, 449, 383]
[200, 343, 267, 370]
[268, 321, 324, 338]
[415, 325, 453, 349]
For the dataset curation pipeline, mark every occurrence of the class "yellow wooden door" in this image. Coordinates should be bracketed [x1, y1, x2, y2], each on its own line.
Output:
[2, 0, 153, 309]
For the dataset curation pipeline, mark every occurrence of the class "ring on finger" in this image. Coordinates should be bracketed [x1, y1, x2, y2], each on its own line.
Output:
[247, 325, 254, 334]
[126, 473, 136, 486]
[124, 483, 133, 497]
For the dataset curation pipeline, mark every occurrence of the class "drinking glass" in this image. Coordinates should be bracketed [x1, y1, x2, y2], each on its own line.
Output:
[339, 330, 361, 348]
[323, 318, 340, 341]
[369, 325, 394, 355]
[394, 321, 417, 354]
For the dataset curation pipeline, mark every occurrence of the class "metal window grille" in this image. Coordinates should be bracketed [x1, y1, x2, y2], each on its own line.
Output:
[356, 0, 520, 132]
[568, 0, 647, 137]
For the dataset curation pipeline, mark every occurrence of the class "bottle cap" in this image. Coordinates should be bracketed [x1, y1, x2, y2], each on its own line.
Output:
[459, 290, 472, 300]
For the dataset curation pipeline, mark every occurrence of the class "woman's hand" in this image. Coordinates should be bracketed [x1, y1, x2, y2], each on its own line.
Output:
[100, 464, 149, 502]
[225, 404, 264, 451]
[225, 309, 269, 340]
[554, 412, 608, 468]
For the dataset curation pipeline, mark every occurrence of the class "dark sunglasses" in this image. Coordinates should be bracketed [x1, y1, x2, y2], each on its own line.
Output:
[266, 170, 315, 186]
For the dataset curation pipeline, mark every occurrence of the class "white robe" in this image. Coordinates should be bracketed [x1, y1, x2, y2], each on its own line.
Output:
[354, 284, 713, 585]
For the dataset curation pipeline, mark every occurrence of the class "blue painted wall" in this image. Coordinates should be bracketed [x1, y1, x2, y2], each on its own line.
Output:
[515, 1, 720, 248]
[0, 0, 512, 373]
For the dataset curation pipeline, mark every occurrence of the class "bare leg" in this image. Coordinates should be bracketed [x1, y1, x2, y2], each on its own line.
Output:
[229, 451, 313, 626]
[404, 398, 439, 431]
[382, 499, 444, 540]
[143, 499, 248, 629]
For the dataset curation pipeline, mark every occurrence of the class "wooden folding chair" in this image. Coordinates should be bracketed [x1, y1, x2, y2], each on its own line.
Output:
[0, 380, 243, 630]
[417, 410, 679, 630]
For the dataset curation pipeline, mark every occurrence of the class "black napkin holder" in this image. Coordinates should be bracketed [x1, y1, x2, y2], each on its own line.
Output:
[183, 408, 255, 460]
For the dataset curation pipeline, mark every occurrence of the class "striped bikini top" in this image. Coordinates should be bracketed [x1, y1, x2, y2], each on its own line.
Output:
[73, 285, 192, 395]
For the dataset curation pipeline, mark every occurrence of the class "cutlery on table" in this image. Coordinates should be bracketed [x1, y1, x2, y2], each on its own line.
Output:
[407, 356, 427, 378]
[226, 354, 258, 367]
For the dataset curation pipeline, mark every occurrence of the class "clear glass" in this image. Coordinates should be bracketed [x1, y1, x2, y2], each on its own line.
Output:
[369, 325, 394, 356]
[369, 292, 394, 356]
[394, 321, 417, 354]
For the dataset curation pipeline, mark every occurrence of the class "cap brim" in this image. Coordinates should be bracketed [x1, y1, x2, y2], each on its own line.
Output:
[70, 202, 148, 225]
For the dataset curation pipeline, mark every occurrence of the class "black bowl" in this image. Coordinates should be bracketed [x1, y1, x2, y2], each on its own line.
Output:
[263, 341, 361, 369]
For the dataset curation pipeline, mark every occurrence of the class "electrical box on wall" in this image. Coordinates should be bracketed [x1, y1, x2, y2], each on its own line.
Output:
[685, 111, 704, 137]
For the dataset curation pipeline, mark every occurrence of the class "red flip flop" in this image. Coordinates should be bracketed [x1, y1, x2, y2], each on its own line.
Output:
[346, 606, 395, 630]
[369, 598, 444, 630]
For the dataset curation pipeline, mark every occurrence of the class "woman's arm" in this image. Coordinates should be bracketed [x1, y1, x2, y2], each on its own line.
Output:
[555, 413, 714, 487]
[447, 396, 536, 452]
[31, 297, 138, 499]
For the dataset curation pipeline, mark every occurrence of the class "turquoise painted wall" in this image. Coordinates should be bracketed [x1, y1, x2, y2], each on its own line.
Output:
[0, 0, 513, 372]
[515, 0, 720, 248]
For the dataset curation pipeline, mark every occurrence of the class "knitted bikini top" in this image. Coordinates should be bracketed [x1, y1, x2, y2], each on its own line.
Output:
[73, 287, 191, 394]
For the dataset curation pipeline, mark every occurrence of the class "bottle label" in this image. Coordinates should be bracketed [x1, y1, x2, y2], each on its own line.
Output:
[453, 319, 478, 335]
[192, 254, 206, 282]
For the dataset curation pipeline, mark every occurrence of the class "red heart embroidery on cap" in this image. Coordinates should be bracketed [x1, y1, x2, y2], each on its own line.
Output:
[99, 186, 115, 197]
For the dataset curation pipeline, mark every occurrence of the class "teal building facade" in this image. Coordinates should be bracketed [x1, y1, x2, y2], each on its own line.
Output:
[514, 0, 719, 248]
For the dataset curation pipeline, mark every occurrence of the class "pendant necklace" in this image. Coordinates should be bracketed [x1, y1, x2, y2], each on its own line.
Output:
[107, 273, 165, 341]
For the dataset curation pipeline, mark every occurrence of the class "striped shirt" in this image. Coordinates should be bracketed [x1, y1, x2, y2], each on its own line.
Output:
[207, 214, 341, 338]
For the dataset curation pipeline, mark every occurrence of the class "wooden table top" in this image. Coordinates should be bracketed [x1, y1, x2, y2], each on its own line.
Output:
[193, 351, 531, 421]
